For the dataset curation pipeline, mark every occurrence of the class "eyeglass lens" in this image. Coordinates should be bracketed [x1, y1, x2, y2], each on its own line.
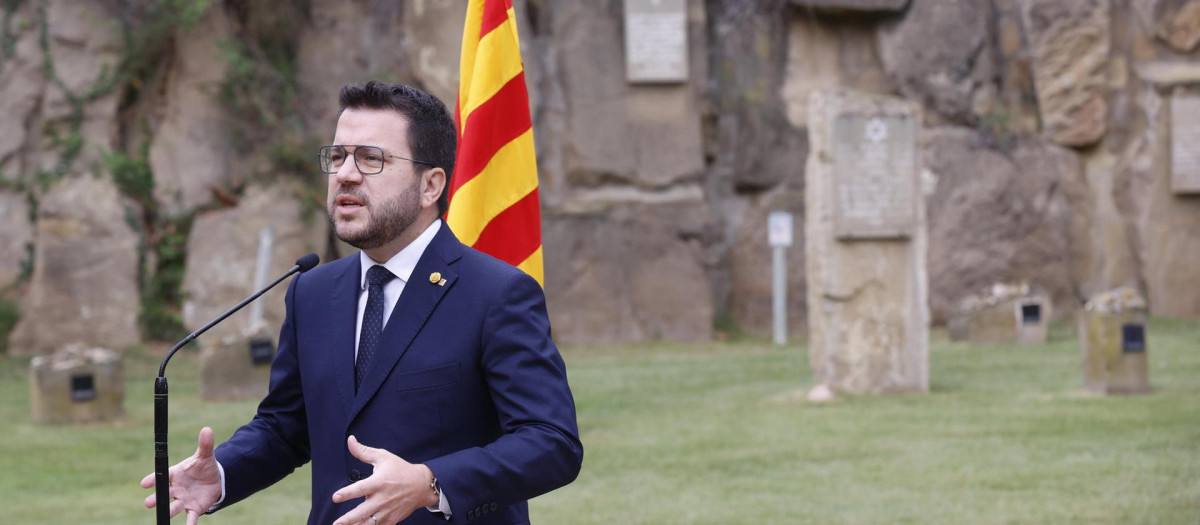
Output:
[320, 146, 386, 174]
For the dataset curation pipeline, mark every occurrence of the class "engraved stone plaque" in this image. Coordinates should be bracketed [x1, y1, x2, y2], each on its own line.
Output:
[1171, 94, 1200, 193]
[624, 0, 689, 83]
[831, 114, 917, 239]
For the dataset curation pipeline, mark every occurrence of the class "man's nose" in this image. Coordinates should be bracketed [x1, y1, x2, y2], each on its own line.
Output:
[334, 158, 365, 184]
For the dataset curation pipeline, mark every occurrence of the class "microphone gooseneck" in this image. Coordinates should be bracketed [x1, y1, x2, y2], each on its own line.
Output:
[154, 253, 319, 524]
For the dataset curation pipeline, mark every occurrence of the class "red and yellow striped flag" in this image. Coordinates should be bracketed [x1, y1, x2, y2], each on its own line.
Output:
[447, 0, 544, 286]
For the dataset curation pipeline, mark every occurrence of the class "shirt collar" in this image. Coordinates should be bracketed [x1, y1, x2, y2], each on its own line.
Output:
[358, 219, 441, 290]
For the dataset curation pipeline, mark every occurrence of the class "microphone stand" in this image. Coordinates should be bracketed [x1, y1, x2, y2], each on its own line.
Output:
[154, 254, 318, 524]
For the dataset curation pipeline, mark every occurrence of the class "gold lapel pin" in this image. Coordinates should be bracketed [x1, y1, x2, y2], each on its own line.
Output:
[429, 272, 442, 284]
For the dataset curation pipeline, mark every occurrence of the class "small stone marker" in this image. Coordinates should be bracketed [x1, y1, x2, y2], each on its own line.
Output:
[623, 0, 689, 83]
[949, 283, 1052, 345]
[1170, 93, 1200, 193]
[806, 89, 928, 394]
[1079, 287, 1149, 394]
[200, 324, 276, 401]
[30, 343, 124, 424]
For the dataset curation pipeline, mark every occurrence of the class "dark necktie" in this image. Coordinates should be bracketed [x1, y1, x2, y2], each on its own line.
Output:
[356, 265, 395, 392]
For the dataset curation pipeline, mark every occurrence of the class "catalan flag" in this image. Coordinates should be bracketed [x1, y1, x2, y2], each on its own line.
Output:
[447, 0, 544, 286]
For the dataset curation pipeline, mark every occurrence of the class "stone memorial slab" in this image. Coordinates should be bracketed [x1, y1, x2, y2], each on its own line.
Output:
[200, 325, 274, 401]
[1016, 298, 1051, 345]
[832, 114, 917, 239]
[1079, 287, 1149, 394]
[30, 343, 124, 424]
[948, 284, 1051, 345]
[806, 89, 928, 394]
[1170, 94, 1200, 193]
[624, 0, 689, 83]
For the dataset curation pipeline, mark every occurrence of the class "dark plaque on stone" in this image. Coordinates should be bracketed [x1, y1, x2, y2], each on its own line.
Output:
[1121, 324, 1146, 353]
[249, 338, 275, 365]
[624, 0, 689, 83]
[70, 374, 97, 402]
[1021, 303, 1042, 325]
[1171, 94, 1200, 193]
[831, 114, 917, 239]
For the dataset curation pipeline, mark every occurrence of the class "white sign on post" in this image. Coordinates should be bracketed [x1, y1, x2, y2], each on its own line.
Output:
[768, 211, 794, 247]
[768, 211, 793, 345]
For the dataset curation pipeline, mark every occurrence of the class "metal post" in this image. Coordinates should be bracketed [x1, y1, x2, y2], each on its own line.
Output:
[772, 245, 787, 346]
[767, 211, 793, 346]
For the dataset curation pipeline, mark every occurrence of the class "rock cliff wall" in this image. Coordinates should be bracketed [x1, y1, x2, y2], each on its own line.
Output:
[3, 0, 1199, 351]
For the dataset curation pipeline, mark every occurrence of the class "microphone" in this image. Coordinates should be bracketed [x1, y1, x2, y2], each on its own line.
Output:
[153, 253, 319, 524]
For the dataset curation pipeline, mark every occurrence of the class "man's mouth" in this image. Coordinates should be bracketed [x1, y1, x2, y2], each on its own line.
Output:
[335, 194, 365, 209]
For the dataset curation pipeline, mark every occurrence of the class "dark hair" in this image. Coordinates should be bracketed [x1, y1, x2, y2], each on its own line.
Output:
[338, 81, 457, 216]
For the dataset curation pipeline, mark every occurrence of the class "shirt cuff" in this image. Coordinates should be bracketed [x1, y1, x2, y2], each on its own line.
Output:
[205, 460, 227, 514]
[425, 482, 452, 519]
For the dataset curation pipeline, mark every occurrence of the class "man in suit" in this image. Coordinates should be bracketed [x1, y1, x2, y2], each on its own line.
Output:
[141, 81, 583, 524]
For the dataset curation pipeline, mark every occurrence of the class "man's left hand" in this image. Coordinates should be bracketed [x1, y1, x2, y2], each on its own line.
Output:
[331, 435, 439, 525]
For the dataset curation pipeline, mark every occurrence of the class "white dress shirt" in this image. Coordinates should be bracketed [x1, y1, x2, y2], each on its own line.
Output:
[354, 219, 440, 357]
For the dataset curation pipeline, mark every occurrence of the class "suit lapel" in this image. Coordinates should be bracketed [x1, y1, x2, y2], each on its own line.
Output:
[349, 225, 464, 422]
[327, 255, 361, 412]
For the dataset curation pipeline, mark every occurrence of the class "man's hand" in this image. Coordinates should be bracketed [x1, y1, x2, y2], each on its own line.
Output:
[140, 427, 223, 525]
[332, 435, 439, 525]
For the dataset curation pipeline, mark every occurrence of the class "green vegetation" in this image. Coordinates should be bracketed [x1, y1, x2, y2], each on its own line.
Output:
[33, 1, 118, 188]
[117, 0, 210, 93]
[215, 2, 317, 186]
[105, 147, 155, 210]
[11, 0, 207, 191]
[105, 147, 190, 342]
[139, 215, 191, 342]
[1, 319, 1197, 522]
[0, 0, 25, 64]
[0, 296, 18, 353]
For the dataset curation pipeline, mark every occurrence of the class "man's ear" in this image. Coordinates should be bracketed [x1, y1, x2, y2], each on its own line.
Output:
[422, 167, 446, 209]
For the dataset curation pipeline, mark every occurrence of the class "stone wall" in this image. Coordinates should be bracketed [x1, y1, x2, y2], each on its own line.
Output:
[923, 128, 1083, 323]
[5, 0, 1200, 353]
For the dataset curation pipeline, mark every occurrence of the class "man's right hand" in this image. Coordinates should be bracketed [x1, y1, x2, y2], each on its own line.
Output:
[140, 426, 223, 525]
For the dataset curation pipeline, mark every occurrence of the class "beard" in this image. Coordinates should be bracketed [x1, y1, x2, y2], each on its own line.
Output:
[327, 179, 421, 250]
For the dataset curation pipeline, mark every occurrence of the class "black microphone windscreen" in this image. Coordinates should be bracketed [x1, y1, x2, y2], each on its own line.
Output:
[295, 253, 320, 272]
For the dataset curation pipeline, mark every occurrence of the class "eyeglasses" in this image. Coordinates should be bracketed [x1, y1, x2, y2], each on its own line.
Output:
[318, 145, 433, 175]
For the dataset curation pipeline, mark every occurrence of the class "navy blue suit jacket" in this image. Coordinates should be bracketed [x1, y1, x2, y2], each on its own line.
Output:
[213, 225, 583, 524]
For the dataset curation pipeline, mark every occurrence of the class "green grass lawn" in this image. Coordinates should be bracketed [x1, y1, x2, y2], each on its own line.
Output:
[2, 318, 1198, 523]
